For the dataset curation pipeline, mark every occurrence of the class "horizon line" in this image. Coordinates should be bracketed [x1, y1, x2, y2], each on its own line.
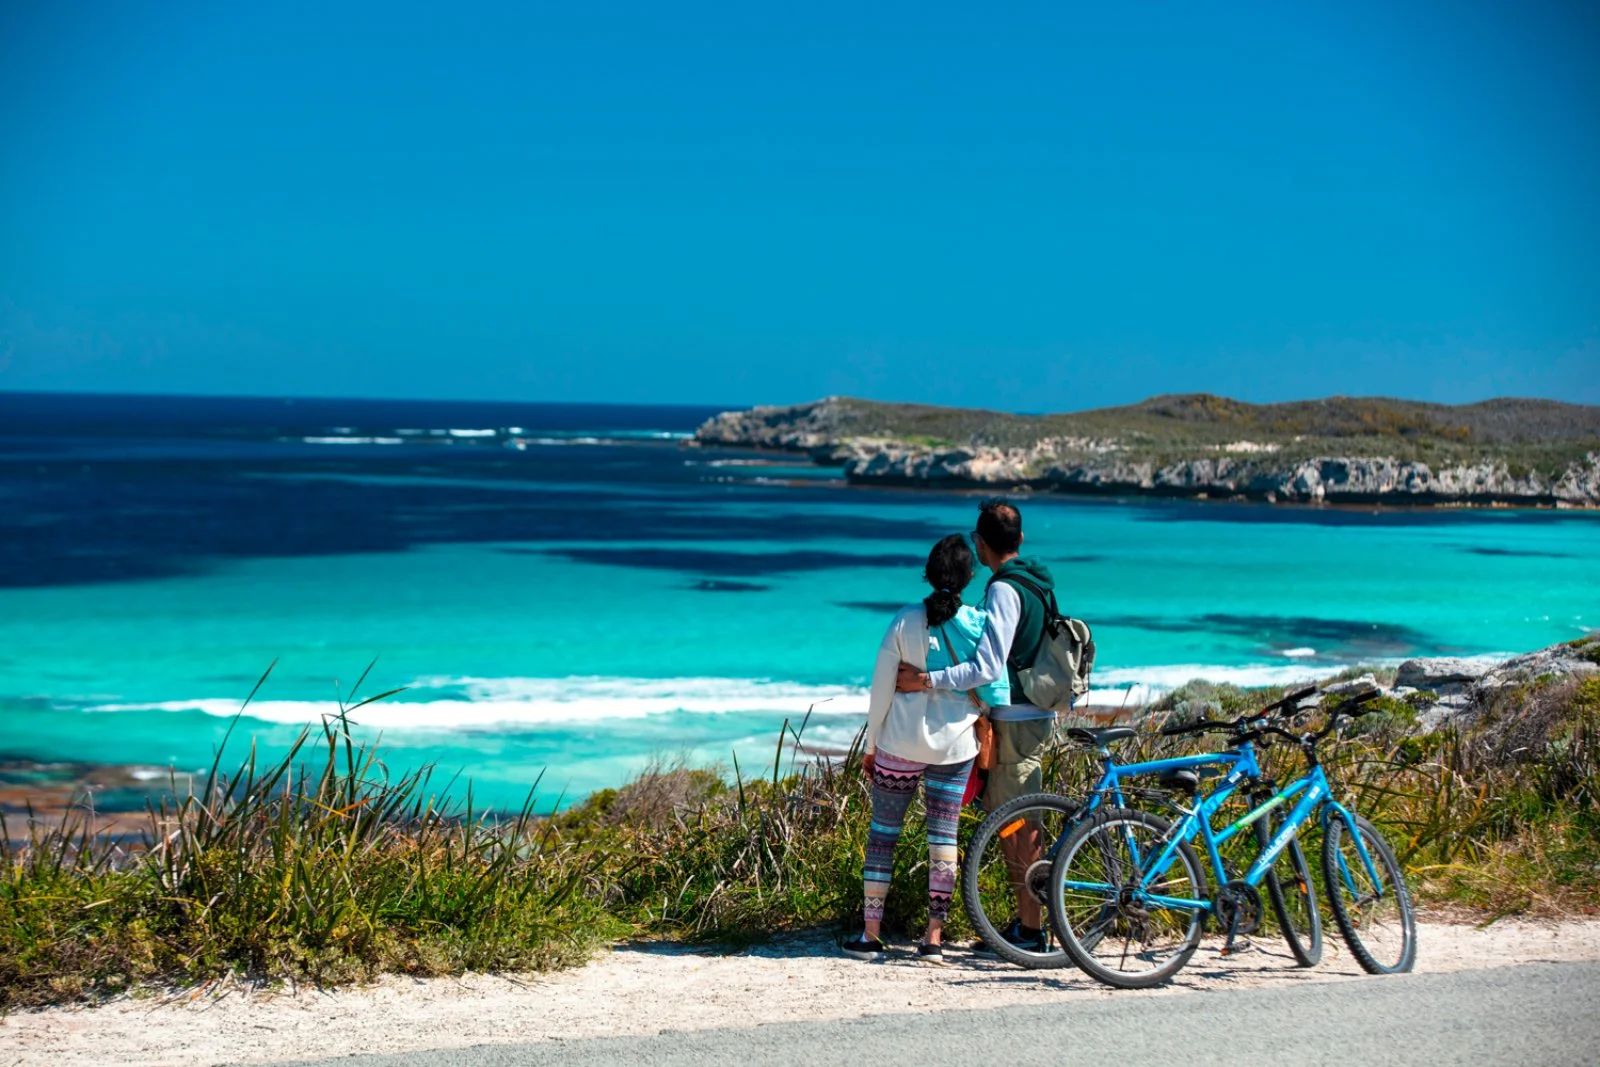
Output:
[3, 384, 1598, 416]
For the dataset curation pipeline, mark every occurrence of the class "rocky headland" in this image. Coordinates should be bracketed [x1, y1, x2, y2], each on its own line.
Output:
[694, 394, 1600, 507]
[1296, 635, 1599, 736]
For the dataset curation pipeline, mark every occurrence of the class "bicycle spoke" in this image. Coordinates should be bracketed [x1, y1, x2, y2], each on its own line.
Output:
[1322, 815, 1415, 974]
[1050, 809, 1206, 988]
[962, 794, 1079, 969]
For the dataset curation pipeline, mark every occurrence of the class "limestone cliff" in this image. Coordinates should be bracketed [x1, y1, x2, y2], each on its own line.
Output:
[694, 395, 1600, 507]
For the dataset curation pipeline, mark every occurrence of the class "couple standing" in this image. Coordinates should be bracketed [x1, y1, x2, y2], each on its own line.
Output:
[849, 498, 1057, 964]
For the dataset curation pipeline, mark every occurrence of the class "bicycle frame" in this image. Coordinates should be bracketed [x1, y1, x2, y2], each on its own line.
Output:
[1033, 744, 1241, 869]
[1062, 741, 1388, 915]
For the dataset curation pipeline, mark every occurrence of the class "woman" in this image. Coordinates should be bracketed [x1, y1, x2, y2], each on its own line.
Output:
[844, 534, 1011, 964]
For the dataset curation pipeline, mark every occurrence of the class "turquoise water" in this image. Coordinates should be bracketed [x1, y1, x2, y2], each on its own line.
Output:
[2, 394, 1597, 810]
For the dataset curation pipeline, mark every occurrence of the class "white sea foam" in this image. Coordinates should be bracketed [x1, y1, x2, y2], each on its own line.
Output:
[87, 660, 1387, 731]
[300, 436, 405, 445]
[1082, 661, 1353, 707]
[447, 429, 498, 438]
[1280, 647, 1318, 658]
[518, 433, 688, 446]
[88, 676, 869, 729]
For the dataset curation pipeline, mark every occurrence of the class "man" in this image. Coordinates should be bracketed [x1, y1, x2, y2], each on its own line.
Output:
[896, 498, 1057, 951]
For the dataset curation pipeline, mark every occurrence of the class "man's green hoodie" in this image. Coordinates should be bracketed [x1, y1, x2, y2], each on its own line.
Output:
[987, 556, 1057, 699]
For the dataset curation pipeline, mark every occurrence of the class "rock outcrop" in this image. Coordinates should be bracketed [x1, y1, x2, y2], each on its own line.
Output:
[693, 396, 1600, 508]
[693, 399, 861, 458]
[1392, 640, 1600, 733]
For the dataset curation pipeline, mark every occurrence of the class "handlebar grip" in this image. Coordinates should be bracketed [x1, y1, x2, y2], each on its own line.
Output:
[1333, 688, 1385, 715]
[1258, 683, 1321, 716]
[1159, 719, 1220, 737]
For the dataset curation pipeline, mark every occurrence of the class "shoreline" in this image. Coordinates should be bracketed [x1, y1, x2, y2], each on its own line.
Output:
[691, 441, 1600, 511]
[0, 757, 194, 842]
[691, 395, 1600, 510]
[7, 917, 1598, 1066]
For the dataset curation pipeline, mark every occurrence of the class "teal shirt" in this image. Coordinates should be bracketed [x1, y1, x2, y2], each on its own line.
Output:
[925, 604, 1012, 709]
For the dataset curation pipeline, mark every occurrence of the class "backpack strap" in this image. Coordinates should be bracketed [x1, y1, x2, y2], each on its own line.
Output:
[938, 622, 985, 709]
[995, 573, 1060, 626]
[991, 572, 1061, 671]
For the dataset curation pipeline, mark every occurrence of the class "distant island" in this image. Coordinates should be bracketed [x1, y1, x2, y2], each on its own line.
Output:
[694, 394, 1600, 507]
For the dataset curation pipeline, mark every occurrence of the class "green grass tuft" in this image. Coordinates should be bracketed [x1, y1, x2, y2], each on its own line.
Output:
[5, 667, 1599, 1009]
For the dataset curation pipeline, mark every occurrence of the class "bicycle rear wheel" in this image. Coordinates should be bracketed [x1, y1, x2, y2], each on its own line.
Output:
[1321, 812, 1416, 974]
[961, 792, 1080, 969]
[1047, 806, 1208, 989]
[1255, 815, 1322, 967]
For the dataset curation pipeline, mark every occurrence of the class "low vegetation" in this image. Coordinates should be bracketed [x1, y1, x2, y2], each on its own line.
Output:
[719, 394, 1600, 478]
[5, 646, 1599, 1010]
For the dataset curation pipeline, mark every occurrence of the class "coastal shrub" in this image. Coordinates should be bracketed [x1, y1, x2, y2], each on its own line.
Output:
[1146, 680, 1256, 723]
[574, 725, 898, 941]
[0, 672, 628, 1011]
[588, 763, 729, 828]
[6, 666, 1600, 1009]
[1342, 695, 1419, 741]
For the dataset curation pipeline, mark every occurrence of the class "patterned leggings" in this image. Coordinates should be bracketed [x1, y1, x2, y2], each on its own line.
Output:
[864, 751, 975, 924]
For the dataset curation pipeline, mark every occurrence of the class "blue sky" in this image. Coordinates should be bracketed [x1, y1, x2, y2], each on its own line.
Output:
[1, 1, 1596, 410]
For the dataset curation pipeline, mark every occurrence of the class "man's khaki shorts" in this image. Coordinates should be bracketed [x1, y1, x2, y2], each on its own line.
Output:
[982, 717, 1055, 810]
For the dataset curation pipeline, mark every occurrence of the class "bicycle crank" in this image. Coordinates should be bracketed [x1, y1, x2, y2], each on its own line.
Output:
[1024, 860, 1053, 905]
[1215, 879, 1263, 955]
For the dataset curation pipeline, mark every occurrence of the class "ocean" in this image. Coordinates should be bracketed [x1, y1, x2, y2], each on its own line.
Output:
[2, 392, 1596, 811]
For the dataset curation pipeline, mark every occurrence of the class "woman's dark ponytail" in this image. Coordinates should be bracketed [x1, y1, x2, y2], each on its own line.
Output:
[923, 533, 975, 628]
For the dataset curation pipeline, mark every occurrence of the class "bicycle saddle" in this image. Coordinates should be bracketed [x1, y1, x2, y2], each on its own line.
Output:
[1065, 726, 1138, 747]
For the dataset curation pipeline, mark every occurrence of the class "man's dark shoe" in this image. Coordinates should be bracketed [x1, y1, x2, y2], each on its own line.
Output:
[974, 920, 1048, 955]
[842, 935, 886, 961]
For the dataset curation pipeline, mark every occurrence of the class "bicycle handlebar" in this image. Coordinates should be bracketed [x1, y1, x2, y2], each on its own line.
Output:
[1256, 684, 1319, 717]
[1235, 688, 1385, 747]
[1157, 686, 1382, 742]
[1157, 684, 1317, 738]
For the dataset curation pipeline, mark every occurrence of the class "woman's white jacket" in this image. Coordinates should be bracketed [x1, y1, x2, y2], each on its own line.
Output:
[864, 604, 996, 766]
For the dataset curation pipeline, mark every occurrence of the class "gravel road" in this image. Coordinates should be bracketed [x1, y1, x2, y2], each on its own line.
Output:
[276, 961, 1599, 1067]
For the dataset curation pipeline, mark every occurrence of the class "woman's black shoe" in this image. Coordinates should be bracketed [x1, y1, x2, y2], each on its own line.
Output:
[917, 941, 946, 965]
[842, 935, 886, 961]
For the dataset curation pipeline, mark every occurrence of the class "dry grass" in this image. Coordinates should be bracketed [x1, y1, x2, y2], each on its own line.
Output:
[4, 664, 1597, 1010]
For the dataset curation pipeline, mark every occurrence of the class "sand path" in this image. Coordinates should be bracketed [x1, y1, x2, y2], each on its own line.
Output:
[6, 919, 1599, 1067]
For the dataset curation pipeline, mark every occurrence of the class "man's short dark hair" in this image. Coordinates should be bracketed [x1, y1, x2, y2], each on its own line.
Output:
[976, 498, 1022, 555]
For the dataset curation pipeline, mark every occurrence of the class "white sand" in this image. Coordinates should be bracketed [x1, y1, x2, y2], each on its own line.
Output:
[6, 920, 1599, 1067]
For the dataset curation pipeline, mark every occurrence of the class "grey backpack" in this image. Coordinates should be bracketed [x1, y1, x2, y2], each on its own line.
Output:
[1000, 575, 1096, 712]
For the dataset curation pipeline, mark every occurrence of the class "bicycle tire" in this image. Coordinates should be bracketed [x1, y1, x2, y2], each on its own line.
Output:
[1255, 815, 1322, 967]
[1047, 806, 1208, 989]
[1321, 812, 1416, 974]
[961, 791, 1080, 969]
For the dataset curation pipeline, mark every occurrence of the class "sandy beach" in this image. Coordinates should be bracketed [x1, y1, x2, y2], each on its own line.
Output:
[6, 918, 1598, 1067]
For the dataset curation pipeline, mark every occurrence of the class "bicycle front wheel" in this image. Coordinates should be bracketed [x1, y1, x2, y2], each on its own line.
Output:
[1048, 807, 1208, 989]
[1256, 815, 1322, 967]
[1321, 812, 1416, 974]
[961, 792, 1080, 969]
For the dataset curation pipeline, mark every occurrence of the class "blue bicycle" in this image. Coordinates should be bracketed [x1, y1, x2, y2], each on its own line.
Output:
[961, 686, 1322, 971]
[1044, 691, 1417, 988]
